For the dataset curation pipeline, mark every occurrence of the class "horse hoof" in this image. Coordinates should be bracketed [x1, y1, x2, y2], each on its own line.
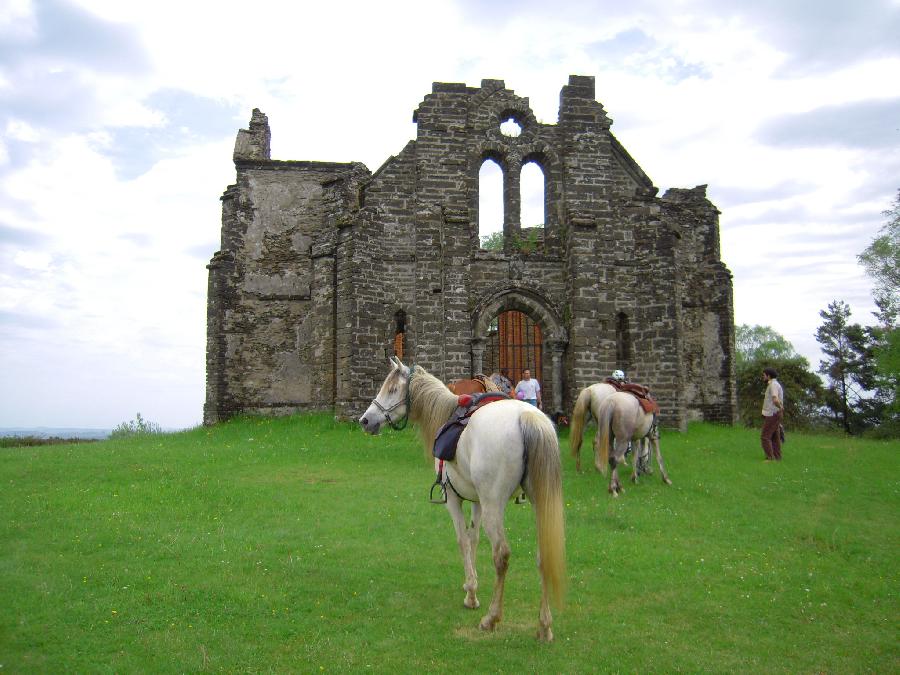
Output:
[664, 477, 673, 485]
[536, 626, 554, 642]
[464, 597, 480, 609]
[479, 616, 499, 631]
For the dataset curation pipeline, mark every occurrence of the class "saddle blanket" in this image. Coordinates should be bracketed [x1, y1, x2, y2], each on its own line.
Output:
[433, 392, 509, 461]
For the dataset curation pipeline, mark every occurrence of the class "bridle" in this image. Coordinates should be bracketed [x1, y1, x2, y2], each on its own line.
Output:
[372, 365, 416, 431]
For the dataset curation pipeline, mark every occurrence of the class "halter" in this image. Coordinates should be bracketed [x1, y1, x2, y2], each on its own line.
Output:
[373, 365, 416, 431]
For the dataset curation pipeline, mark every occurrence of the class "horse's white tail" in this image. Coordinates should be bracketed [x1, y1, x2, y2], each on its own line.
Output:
[569, 386, 593, 461]
[596, 398, 614, 476]
[521, 410, 566, 607]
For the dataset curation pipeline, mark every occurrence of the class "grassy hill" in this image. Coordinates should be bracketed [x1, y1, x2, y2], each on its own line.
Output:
[1, 415, 897, 672]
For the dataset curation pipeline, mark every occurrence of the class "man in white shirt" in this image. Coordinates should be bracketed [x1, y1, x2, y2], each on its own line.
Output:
[515, 369, 542, 409]
[761, 367, 784, 461]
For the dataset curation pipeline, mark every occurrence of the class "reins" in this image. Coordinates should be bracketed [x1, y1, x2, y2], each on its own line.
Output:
[373, 365, 416, 431]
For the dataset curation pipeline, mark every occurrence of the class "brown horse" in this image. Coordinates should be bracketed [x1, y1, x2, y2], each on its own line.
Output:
[447, 374, 501, 395]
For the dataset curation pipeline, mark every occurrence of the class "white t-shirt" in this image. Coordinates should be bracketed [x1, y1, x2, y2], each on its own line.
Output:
[516, 377, 541, 400]
[762, 379, 784, 416]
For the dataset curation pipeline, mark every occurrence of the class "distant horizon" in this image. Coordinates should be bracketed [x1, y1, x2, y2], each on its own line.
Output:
[0, 425, 192, 440]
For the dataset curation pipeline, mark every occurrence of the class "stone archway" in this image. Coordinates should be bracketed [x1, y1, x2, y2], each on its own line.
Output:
[471, 287, 568, 414]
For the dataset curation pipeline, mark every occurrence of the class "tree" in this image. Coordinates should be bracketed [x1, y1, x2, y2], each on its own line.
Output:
[735, 324, 798, 366]
[480, 230, 504, 251]
[815, 301, 879, 434]
[734, 324, 824, 429]
[857, 189, 900, 319]
[857, 190, 900, 436]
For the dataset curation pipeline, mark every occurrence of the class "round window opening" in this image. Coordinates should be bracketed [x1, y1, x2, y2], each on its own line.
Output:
[500, 117, 522, 137]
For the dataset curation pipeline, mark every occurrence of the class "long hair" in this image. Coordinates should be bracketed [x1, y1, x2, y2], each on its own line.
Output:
[596, 397, 615, 475]
[569, 386, 593, 460]
[520, 409, 566, 607]
[408, 367, 459, 456]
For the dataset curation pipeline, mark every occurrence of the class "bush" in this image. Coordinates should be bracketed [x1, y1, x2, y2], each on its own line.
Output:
[109, 412, 162, 438]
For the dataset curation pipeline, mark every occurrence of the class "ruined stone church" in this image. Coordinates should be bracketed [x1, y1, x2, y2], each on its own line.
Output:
[205, 75, 737, 429]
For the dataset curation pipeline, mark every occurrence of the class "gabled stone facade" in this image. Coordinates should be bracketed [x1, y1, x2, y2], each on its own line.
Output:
[205, 76, 737, 429]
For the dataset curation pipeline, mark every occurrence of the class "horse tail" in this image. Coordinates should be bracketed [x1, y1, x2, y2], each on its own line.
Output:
[596, 397, 614, 476]
[521, 410, 566, 607]
[569, 386, 593, 460]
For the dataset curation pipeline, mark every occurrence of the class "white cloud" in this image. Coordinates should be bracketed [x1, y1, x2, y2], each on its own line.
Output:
[12, 249, 52, 270]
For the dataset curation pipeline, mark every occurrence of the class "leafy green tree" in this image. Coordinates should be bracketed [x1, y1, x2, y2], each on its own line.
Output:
[869, 325, 900, 437]
[815, 301, 880, 434]
[857, 189, 900, 318]
[480, 230, 504, 251]
[735, 324, 798, 366]
[857, 192, 900, 436]
[734, 324, 824, 429]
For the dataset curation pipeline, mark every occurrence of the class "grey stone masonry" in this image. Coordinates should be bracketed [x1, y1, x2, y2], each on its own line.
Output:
[205, 76, 737, 429]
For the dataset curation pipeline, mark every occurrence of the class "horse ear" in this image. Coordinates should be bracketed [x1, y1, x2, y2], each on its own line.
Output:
[390, 355, 406, 370]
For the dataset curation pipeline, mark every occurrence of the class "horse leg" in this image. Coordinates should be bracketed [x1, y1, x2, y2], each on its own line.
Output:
[469, 502, 483, 589]
[478, 503, 510, 632]
[630, 442, 640, 484]
[641, 438, 653, 475]
[446, 494, 480, 609]
[608, 438, 623, 497]
[652, 435, 673, 485]
[591, 430, 601, 474]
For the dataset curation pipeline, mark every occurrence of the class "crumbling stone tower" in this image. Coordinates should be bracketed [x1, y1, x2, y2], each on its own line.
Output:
[205, 76, 737, 428]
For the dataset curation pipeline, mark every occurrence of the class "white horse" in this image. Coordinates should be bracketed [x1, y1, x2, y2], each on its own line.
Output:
[569, 383, 617, 472]
[596, 391, 672, 497]
[359, 357, 565, 641]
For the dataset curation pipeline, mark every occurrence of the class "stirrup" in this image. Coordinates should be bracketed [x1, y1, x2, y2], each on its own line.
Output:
[429, 479, 447, 504]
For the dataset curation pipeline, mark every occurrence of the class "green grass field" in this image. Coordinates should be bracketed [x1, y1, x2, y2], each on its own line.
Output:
[1, 415, 897, 673]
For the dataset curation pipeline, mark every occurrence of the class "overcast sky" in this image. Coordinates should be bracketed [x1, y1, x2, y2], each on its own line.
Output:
[2, 0, 898, 430]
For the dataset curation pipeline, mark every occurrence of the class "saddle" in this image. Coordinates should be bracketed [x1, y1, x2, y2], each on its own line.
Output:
[446, 374, 500, 395]
[430, 391, 511, 503]
[433, 392, 510, 462]
[605, 378, 661, 415]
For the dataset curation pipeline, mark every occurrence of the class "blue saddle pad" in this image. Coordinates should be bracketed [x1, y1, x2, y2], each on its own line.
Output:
[433, 416, 469, 461]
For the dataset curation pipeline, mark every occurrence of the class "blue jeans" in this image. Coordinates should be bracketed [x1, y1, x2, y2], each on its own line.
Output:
[525, 399, 538, 407]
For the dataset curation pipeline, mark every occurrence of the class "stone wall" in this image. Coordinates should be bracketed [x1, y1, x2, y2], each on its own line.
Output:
[206, 77, 737, 429]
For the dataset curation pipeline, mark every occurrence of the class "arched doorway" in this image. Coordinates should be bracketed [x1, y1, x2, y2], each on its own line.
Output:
[483, 310, 543, 388]
[471, 288, 567, 414]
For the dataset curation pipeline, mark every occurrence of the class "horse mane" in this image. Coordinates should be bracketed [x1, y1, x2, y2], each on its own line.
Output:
[409, 366, 460, 454]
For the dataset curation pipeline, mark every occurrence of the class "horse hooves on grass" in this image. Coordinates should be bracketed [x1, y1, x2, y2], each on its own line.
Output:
[479, 615, 499, 631]
[663, 477, 673, 485]
[536, 626, 554, 642]
[464, 597, 480, 609]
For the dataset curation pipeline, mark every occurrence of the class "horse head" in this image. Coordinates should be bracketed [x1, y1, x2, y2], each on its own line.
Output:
[359, 356, 411, 434]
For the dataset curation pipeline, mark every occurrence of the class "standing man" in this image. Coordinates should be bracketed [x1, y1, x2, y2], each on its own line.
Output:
[515, 369, 542, 409]
[761, 367, 784, 461]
